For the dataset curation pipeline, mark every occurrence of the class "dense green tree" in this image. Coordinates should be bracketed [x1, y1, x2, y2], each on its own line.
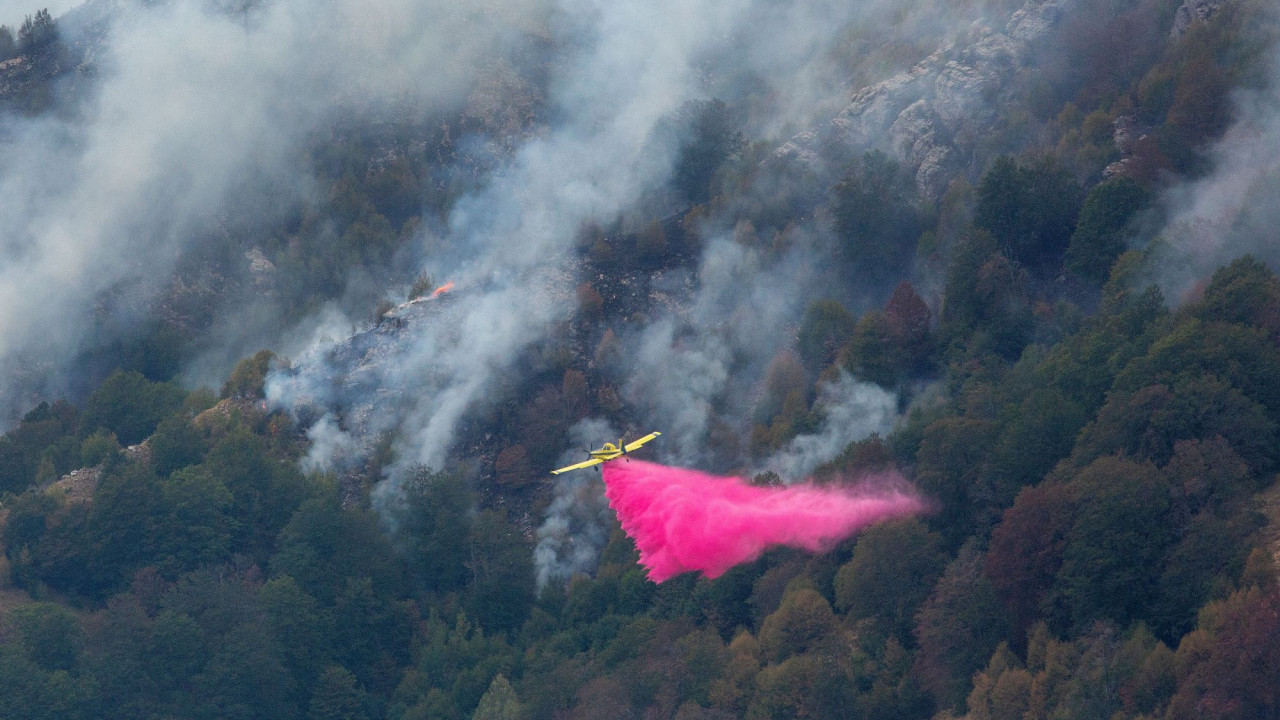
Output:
[747, 653, 853, 720]
[79, 370, 184, 446]
[222, 350, 277, 400]
[1072, 375, 1277, 472]
[1064, 176, 1149, 284]
[673, 99, 745, 205]
[389, 468, 473, 595]
[1053, 456, 1171, 633]
[0, 437, 29, 493]
[193, 622, 297, 720]
[758, 587, 847, 663]
[939, 233, 1034, 359]
[272, 496, 401, 603]
[472, 674, 521, 720]
[69, 462, 164, 598]
[1153, 504, 1261, 640]
[147, 610, 208, 698]
[308, 665, 370, 720]
[10, 602, 82, 672]
[989, 388, 1086, 500]
[796, 299, 856, 372]
[974, 156, 1082, 273]
[81, 596, 156, 718]
[884, 281, 933, 375]
[204, 424, 308, 560]
[1167, 587, 1280, 720]
[0, 640, 92, 720]
[842, 310, 899, 387]
[833, 150, 923, 282]
[260, 576, 335, 699]
[914, 545, 1009, 712]
[333, 577, 415, 694]
[912, 417, 998, 543]
[78, 429, 119, 468]
[1031, 279, 1166, 416]
[843, 282, 935, 387]
[834, 519, 945, 644]
[0, 400, 79, 493]
[2, 488, 58, 572]
[466, 509, 535, 633]
[1112, 319, 1280, 431]
[938, 231, 997, 344]
[409, 611, 518, 717]
[150, 414, 209, 476]
[1194, 255, 1280, 334]
[984, 482, 1075, 646]
[17, 8, 56, 51]
[157, 466, 238, 576]
[0, 25, 15, 59]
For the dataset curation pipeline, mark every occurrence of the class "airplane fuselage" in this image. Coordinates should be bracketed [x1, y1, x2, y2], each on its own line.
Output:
[550, 432, 661, 475]
[588, 441, 625, 462]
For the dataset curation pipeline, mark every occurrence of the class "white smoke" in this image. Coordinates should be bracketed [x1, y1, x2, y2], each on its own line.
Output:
[267, 0, 896, 500]
[0, 0, 550, 424]
[623, 225, 839, 470]
[761, 370, 897, 482]
[1146, 59, 1280, 301]
[533, 417, 618, 589]
[624, 316, 733, 468]
[0, 0, 1065, 520]
[299, 412, 357, 474]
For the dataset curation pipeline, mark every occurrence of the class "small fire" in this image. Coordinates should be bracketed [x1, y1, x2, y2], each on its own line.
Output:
[431, 281, 455, 298]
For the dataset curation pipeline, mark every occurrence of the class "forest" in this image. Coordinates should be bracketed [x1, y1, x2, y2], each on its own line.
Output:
[0, 0, 1277, 718]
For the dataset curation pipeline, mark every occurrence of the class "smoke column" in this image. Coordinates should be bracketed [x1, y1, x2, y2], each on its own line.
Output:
[603, 459, 922, 582]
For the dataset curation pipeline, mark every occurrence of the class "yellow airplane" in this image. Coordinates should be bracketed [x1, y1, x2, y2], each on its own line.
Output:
[551, 431, 661, 475]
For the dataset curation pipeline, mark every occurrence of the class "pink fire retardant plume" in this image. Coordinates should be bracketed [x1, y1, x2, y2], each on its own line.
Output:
[603, 459, 924, 582]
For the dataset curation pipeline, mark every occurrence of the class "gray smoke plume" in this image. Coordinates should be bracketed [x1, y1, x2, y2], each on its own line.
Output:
[0, 0, 1036, 430]
[620, 207, 866, 473]
[761, 371, 896, 482]
[1144, 50, 1280, 301]
[533, 417, 618, 589]
[271, 0, 771, 499]
[0, 0, 549, 424]
[299, 413, 357, 475]
[0, 0, 1113, 567]
[267, 0, 937, 500]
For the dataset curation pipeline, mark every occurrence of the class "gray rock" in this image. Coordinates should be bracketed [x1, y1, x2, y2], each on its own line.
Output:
[1171, 0, 1230, 37]
[889, 100, 961, 196]
[245, 248, 276, 285]
[777, 0, 1079, 199]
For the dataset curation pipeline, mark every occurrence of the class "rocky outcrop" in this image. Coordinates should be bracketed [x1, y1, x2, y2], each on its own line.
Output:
[245, 248, 277, 288]
[1101, 114, 1154, 179]
[776, 0, 1078, 199]
[48, 466, 101, 505]
[1170, 0, 1230, 36]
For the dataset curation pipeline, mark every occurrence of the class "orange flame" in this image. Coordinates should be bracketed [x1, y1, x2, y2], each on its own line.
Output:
[431, 281, 455, 298]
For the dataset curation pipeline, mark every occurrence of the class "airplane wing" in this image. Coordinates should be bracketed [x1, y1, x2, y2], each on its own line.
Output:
[623, 431, 662, 453]
[550, 457, 605, 475]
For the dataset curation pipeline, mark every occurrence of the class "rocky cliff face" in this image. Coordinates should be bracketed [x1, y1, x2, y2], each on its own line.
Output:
[1170, 0, 1231, 36]
[776, 0, 1078, 199]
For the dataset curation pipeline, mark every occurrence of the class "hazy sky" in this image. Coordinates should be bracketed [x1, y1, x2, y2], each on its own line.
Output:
[0, 1, 80, 30]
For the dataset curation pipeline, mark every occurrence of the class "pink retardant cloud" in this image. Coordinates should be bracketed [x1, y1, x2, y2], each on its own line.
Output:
[603, 459, 924, 582]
